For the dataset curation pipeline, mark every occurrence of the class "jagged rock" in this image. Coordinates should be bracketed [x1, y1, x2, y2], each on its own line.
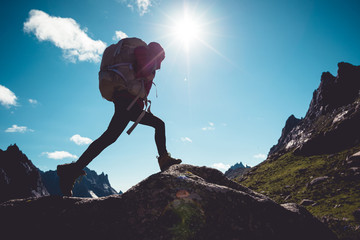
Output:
[300, 199, 316, 206]
[0, 164, 336, 240]
[40, 167, 119, 198]
[269, 62, 360, 157]
[269, 114, 302, 156]
[0, 144, 49, 203]
[224, 162, 251, 180]
[307, 176, 329, 187]
[346, 151, 360, 167]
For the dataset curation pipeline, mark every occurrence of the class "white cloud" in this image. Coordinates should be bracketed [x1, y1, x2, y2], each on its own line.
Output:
[127, 4, 135, 11]
[253, 153, 267, 159]
[0, 85, 17, 108]
[5, 125, 34, 133]
[42, 151, 78, 160]
[212, 163, 231, 171]
[70, 134, 93, 145]
[29, 99, 38, 105]
[202, 122, 215, 131]
[112, 30, 128, 41]
[180, 137, 192, 143]
[121, 0, 152, 16]
[137, 0, 152, 16]
[23, 9, 107, 63]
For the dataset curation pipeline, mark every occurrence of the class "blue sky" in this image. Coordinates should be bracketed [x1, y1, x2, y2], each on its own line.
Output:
[1, 0, 360, 192]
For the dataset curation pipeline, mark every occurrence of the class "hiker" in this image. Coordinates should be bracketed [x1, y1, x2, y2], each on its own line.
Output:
[57, 38, 181, 197]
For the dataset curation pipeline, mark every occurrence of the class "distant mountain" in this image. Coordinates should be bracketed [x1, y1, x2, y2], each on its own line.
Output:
[0, 144, 49, 203]
[224, 162, 251, 180]
[0, 144, 120, 202]
[238, 62, 360, 240]
[0, 164, 336, 240]
[40, 167, 119, 198]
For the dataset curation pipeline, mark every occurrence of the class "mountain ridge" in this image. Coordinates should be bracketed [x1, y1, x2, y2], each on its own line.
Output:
[224, 162, 251, 180]
[238, 62, 360, 240]
[0, 144, 49, 203]
[0, 144, 119, 202]
[40, 167, 119, 198]
[268, 62, 360, 158]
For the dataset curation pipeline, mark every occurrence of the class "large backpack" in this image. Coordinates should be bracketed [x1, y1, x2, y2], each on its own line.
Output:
[99, 37, 149, 104]
[98, 38, 151, 134]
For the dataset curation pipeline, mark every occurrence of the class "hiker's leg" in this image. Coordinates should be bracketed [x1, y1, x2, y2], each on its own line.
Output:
[75, 103, 131, 170]
[133, 112, 167, 156]
[129, 110, 181, 171]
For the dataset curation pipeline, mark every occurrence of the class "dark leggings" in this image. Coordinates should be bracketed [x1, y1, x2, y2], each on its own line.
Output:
[75, 97, 167, 170]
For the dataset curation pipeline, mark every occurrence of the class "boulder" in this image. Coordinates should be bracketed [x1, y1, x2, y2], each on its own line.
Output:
[0, 164, 337, 240]
[300, 199, 316, 206]
[346, 151, 360, 167]
[307, 176, 329, 187]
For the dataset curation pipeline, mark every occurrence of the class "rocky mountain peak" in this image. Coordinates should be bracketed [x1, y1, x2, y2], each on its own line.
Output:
[225, 162, 251, 180]
[306, 62, 360, 119]
[0, 144, 49, 203]
[40, 166, 119, 198]
[269, 62, 360, 158]
[6, 143, 20, 153]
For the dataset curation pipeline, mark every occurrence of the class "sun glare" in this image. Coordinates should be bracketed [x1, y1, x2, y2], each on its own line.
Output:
[173, 16, 201, 48]
[156, 2, 232, 67]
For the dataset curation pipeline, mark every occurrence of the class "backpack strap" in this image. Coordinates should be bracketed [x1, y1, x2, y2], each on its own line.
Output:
[126, 79, 145, 111]
[113, 40, 124, 56]
[126, 101, 152, 135]
[126, 100, 152, 135]
[126, 110, 146, 135]
[126, 79, 152, 135]
[105, 63, 133, 83]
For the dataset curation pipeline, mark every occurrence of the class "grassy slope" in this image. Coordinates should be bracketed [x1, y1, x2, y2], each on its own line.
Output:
[237, 144, 360, 239]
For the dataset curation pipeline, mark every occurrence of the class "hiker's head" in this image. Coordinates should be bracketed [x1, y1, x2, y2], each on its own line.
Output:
[149, 42, 165, 70]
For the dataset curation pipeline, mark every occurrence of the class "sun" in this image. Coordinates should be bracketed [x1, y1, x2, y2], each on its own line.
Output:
[156, 2, 231, 66]
[173, 16, 201, 49]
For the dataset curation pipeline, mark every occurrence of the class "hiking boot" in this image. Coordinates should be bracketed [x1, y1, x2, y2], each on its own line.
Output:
[57, 163, 86, 197]
[157, 153, 182, 172]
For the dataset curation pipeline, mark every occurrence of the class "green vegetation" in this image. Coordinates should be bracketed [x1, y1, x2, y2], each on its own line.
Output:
[164, 199, 205, 240]
[238, 144, 360, 239]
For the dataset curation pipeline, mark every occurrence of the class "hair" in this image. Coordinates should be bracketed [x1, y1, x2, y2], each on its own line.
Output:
[148, 42, 165, 62]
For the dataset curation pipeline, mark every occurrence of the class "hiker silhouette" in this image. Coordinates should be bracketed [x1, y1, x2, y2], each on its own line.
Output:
[57, 38, 181, 197]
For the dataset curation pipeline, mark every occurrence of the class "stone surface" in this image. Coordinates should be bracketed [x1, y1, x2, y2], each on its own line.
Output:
[0, 164, 337, 240]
